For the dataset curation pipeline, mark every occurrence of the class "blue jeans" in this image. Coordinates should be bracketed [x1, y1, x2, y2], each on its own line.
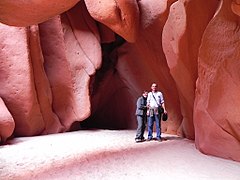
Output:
[148, 114, 161, 139]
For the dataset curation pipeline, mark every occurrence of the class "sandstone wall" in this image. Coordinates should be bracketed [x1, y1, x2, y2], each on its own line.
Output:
[0, 0, 239, 161]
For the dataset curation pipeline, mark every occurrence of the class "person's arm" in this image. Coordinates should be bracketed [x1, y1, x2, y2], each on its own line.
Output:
[161, 102, 167, 113]
[137, 97, 146, 110]
[160, 92, 167, 113]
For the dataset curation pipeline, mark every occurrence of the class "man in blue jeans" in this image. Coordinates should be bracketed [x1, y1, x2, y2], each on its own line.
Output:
[146, 83, 167, 142]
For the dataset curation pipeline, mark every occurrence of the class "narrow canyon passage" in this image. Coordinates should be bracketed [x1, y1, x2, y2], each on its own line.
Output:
[0, 130, 239, 180]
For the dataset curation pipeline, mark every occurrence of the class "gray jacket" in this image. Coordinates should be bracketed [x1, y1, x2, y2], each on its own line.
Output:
[135, 96, 147, 116]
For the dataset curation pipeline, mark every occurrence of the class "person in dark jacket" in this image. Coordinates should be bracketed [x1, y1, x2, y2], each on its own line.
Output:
[135, 91, 148, 142]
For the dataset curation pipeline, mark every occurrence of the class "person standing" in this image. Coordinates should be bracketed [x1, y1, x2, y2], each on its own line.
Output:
[146, 83, 166, 142]
[135, 91, 148, 142]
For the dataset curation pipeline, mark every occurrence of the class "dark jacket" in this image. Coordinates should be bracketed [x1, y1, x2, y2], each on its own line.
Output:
[135, 96, 147, 116]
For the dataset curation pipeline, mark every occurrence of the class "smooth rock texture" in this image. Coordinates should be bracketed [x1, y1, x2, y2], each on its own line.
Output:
[38, 1, 102, 129]
[194, 0, 240, 161]
[0, 0, 80, 26]
[231, 0, 240, 15]
[39, 17, 78, 129]
[0, 98, 14, 143]
[85, 0, 140, 42]
[162, 0, 220, 139]
[29, 25, 64, 134]
[0, 23, 45, 136]
[0, 0, 239, 162]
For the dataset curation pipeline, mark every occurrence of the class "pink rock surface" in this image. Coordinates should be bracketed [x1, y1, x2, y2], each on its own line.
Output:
[115, 0, 182, 135]
[162, 0, 219, 139]
[38, 1, 102, 129]
[87, 0, 182, 134]
[39, 17, 78, 129]
[231, 0, 240, 15]
[0, 23, 45, 136]
[0, 0, 80, 26]
[194, 0, 240, 161]
[85, 0, 140, 42]
[29, 25, 64, 134]
[0, 98, 14, 142]
[0, 0, 239, 162]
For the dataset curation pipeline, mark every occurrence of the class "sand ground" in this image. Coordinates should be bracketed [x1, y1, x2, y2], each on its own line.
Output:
[0, 130, 240, 180]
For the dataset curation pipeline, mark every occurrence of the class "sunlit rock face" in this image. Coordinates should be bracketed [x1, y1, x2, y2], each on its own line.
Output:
[85, 0, 140, 42]
[0, 0, 80, 26]
[231, 0, 240, 15]
[194, 0, 240, 161]
[39, 2, 102, 129]
[0, 0, 239, 161]
[162, 0, 220, 139]
[0, 1, 101, 138]
[0, 24, 46, 136]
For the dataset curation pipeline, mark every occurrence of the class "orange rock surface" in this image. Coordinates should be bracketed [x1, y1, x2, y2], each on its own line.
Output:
[0, 0, 239, 161]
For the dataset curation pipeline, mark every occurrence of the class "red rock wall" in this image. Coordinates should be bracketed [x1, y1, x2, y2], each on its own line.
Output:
[163, 0, 219, 140]
[0, 24, 45, 136]
[194, 0, 240, 161]
[0, 0, 239, 161]
[0, 0, 80, 26]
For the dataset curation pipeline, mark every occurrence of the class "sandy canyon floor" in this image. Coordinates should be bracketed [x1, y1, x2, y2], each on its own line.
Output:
[0, 130, 240, 180]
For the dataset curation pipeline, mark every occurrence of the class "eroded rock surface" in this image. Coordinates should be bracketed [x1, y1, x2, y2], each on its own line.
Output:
[0, 24, 45, 136]
[194, 0, 240, 161]
[162, 0, 220, 139]
[0, 98, 14, 143]
[0, 0, 239, 161]
[0, 0, 80, 26]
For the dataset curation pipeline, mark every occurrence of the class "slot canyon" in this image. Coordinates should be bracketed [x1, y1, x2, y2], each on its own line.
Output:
[0, 0, 240, 179]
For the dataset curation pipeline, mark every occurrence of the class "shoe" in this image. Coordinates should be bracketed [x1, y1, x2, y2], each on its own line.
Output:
[146, 138, 152, 141]
[135, 138, 142, 143]
[157, 138, 162, 142]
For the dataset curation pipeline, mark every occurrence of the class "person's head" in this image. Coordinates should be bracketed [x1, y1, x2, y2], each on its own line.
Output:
[142, 91, 148, 98]
[151, 83, 158, 92]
